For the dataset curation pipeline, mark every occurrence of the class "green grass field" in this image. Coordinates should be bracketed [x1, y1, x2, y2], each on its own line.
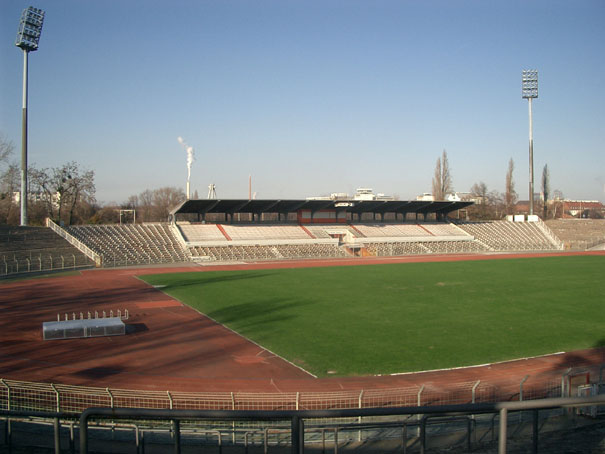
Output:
[141, 256, 605, 377]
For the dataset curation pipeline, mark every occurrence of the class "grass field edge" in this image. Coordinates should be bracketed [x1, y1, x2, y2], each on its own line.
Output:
[134, 274, 319, 380]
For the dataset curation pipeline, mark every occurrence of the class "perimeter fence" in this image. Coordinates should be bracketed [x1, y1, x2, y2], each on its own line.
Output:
[1, 248, 93, 276]
[2, 365, 600, 414]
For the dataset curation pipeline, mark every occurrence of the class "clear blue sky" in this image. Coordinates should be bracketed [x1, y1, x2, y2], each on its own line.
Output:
[1, 0, 604, 204]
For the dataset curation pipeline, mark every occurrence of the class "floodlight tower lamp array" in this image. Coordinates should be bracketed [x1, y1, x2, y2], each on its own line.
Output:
[15, 7, 45, 51]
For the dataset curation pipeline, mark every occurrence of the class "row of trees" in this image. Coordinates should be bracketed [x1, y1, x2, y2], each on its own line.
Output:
[1, 160, 96, 226]
[0, 133, 591, 226]
[432, 150, 559, 220]
[1, 135, 185, 226]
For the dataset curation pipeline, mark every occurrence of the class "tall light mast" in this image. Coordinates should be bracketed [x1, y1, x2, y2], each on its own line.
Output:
[15, 6, 45, 226]
[522, 69, 538, 216]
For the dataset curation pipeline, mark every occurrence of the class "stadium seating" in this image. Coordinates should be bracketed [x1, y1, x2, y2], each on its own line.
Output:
[352, 223, 431, 238]
[545, 219, 605, 250]
[221, 224, 311, 241]
[190, 243, 348, 261]
[178, 223, 227, 242]
[15, 219, 565, 268]
[455, 221, 561, 251]
[65, 224, 189, 267]
[138, 220, 566, 264]
[0, 226, 94, 275]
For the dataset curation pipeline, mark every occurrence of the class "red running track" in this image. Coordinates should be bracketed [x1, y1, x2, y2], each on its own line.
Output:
[1, 251, 604, 394]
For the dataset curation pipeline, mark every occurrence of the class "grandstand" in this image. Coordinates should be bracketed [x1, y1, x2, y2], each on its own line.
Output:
[2, 220, 566, 276]
[0, 198, 571, 276]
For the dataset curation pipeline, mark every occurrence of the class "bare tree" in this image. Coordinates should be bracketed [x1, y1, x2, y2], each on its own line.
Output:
[0, 134, 14, 167]
[0, 135, 16, 223]
[125, 187, 186, 222]
[471, 182, 489, 205]
[541, 164, 550, 219]
[66, 168, 96, 225]
[432, 149, 452, 200]
[29, 166, 56, 220]
[470, 181, 488, 218]
[153, 187, 186, 221]
[0, 164, 20, 224]
[505, 158, 517, 215]
[29, 162, 95, 225]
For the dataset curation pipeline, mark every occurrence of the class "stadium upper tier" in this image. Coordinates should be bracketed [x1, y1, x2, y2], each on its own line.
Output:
[177, 222, 472, 246]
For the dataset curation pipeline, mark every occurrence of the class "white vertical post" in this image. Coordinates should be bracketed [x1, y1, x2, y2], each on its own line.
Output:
[472, 380, 481, 403]
[417, 385, 424, 437]
[50, 383, 60, 412]
[528, 96, 534, 216]
[358, 390, 364, 441]
[20, 50, 28, 226]
[520, 375, 529, 401]
[0, 379, 10, 410]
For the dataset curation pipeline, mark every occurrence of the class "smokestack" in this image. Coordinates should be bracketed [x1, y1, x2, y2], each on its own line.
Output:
[249, 175, 251, 200]
[178, 137, 195, 199]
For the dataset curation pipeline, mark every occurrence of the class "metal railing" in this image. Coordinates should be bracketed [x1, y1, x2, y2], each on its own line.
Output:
[1, 372, 576, 415]
[76, 395, 605, 453]
[533, 217, 565, 250]
[0, 252, 92, 277]
[2, 395, 603, 453]
[46, 219, 102, 266]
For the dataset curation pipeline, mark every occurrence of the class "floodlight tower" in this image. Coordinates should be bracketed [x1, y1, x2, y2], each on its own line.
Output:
[15, 6, 45, 226]
[522, 69, 538, 216]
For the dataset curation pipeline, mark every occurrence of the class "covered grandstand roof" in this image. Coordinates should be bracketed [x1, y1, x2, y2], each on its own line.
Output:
[171, 199, 473, 218]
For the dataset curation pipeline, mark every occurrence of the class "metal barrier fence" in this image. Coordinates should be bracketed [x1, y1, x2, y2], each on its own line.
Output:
[2, 366, 597, 415]
[46, 218, 102, 266]
[77, 396, 605, 454]
[0, 251, 93, 277]
[3, 395, 602, 454]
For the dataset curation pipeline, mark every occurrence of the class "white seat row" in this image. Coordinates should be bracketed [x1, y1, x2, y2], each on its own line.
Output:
[221, 225, 310, 241]
[352, 224, 429, 238]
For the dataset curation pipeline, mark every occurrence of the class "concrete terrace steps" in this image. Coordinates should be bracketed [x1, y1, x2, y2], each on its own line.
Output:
[0, 226, 94, 275]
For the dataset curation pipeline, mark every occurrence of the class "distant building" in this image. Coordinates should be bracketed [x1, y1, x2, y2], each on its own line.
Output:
[561, 200, 604, 218]
[307, 188, 394, 201]
[416, 192, 461, 202]
[352, 188, 394, 201]
[515, 198, 604, 219]
[12, 191, 60, 208]
[416, 193, 434, 201]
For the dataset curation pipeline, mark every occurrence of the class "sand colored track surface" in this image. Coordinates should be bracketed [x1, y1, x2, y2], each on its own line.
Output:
[1, 251, 604, 395]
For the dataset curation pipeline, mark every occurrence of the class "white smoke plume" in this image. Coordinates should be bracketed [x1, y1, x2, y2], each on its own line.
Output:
[177, 136, 195, 179]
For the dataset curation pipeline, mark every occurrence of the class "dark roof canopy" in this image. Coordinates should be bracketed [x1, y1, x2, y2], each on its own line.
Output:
[171, 199, 473, 219]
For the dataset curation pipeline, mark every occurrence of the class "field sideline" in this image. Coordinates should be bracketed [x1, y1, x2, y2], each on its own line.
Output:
[142, 255, 605, 377]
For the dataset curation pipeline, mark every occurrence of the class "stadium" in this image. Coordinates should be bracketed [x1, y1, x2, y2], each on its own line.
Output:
[2, 3, 605, 451]
[1, 197, 605, 453]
